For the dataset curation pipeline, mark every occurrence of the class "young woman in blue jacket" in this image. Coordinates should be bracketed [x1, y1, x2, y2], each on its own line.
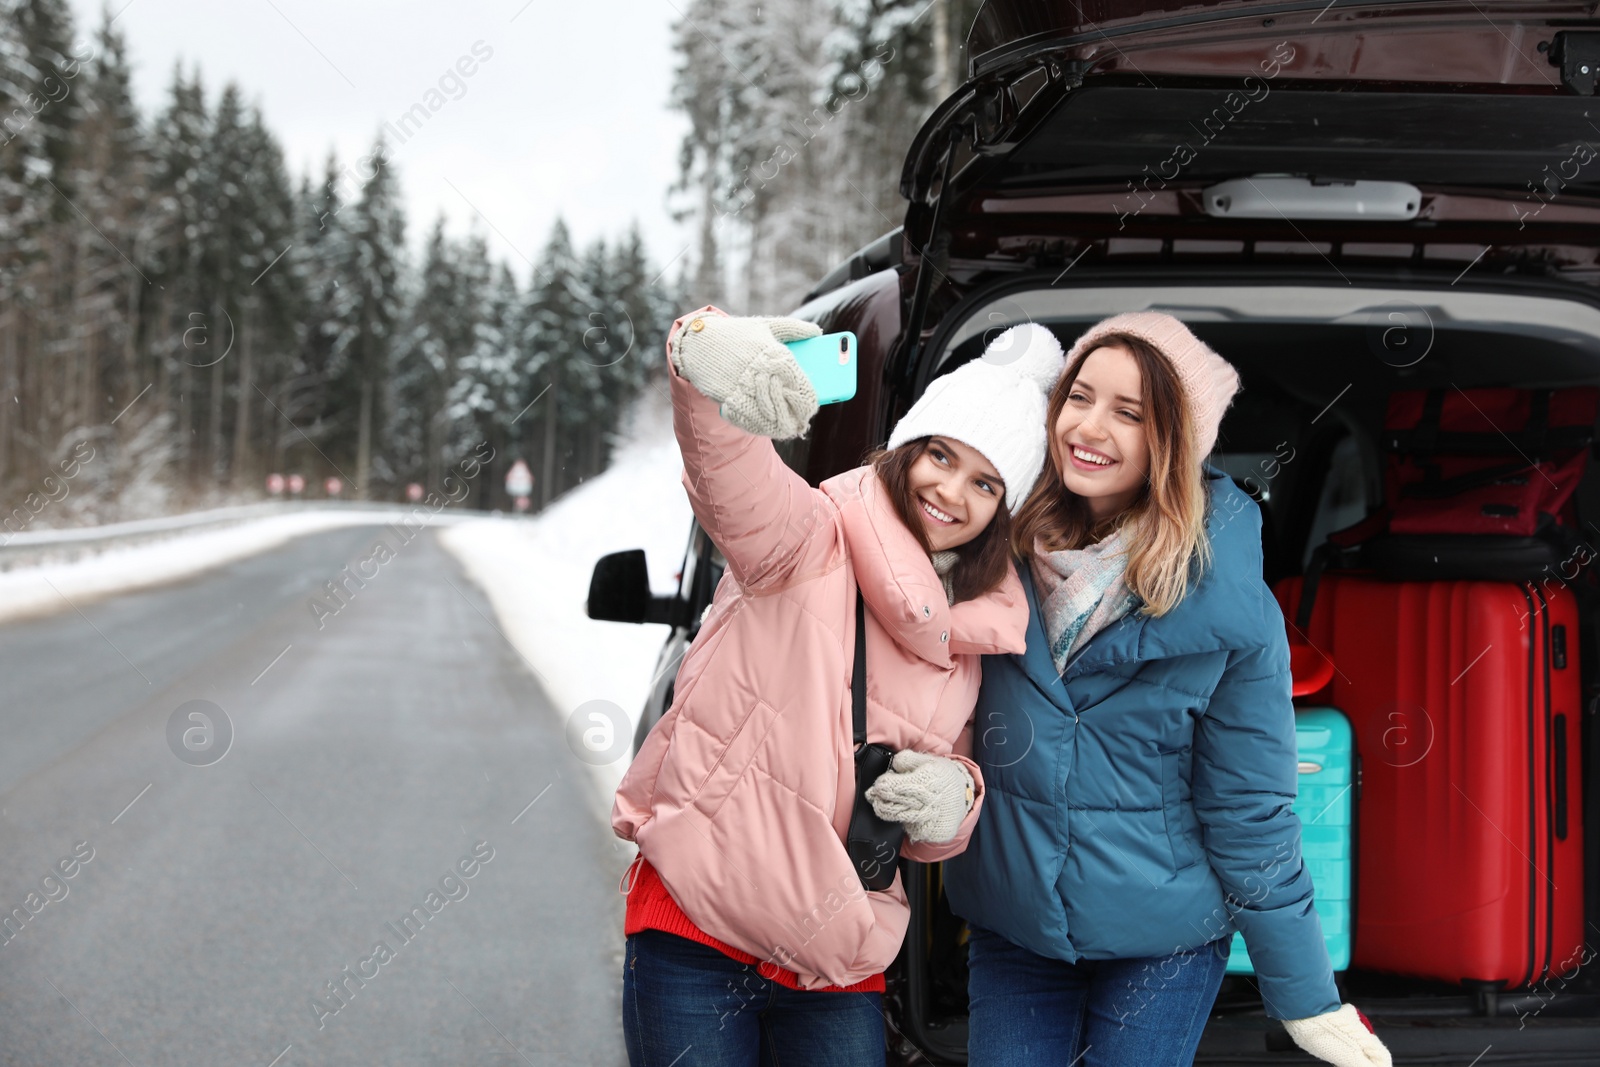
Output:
[943, 315, 1392, 1067]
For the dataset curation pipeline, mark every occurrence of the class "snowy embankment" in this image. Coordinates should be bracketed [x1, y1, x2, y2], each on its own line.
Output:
[0, 509, 435, 626]
[438, 389, 694, 821]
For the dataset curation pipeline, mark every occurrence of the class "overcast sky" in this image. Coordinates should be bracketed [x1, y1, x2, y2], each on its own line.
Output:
[65, 0, 691, 287]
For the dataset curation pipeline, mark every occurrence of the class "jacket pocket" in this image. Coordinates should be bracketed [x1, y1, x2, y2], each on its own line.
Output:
[1159, 748, 1205, 870]
[692, 697, 781, 819]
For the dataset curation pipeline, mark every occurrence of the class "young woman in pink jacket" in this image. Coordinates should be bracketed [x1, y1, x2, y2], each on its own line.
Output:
[612, 309, 1065, 1066]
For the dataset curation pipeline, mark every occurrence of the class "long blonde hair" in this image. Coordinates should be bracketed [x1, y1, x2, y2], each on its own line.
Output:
[1011, 332, 1213, 616]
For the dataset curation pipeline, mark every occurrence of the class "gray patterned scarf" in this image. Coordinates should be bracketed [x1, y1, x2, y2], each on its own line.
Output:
[1030, 531, 1141, 675]
[931, 549, 959, 606]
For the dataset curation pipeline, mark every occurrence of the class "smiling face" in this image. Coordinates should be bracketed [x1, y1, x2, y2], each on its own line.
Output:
[905, 436, 1006, 551]
[1053, 344, 1151, 523]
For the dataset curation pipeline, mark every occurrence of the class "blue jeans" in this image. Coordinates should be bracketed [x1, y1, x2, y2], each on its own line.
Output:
[623, 930, 886, 1067]
[966, 925, 1229, 1067]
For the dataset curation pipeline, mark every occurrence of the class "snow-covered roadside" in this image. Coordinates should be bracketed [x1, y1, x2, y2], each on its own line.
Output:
[437, 391, 693, 823]
[0, 509, 453, 626]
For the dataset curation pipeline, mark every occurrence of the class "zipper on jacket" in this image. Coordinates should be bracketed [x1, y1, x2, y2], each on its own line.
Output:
[1058, 646, 1085, 722]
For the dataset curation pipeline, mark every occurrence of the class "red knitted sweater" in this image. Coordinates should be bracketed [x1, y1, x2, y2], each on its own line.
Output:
[624, 857, 886, 994]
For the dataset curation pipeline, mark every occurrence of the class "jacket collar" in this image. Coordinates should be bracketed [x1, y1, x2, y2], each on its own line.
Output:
[823, 466, 1027, 666]
[1014, 466, 1282, 695]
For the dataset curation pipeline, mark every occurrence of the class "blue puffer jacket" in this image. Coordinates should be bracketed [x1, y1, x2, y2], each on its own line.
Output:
[944, 467, 1341, 1022]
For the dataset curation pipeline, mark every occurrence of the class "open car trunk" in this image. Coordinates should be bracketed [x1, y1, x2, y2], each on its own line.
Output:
[874, 2, 1600, 1062]
[883, 273, 1600, 1065]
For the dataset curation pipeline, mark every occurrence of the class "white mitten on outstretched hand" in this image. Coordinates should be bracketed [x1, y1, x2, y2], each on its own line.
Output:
[864, 750, 974, 844]
[670, 314, 822, 439]
[1283, 1004, 1391, 1067]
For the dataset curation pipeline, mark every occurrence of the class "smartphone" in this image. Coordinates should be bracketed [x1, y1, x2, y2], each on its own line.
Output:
[785, 331, 858, 405]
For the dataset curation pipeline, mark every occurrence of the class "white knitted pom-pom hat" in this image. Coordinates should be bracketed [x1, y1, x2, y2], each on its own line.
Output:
[886, 323, 1065, 514]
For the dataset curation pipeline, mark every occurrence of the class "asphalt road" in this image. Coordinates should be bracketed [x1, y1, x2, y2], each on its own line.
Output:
[0, 524, 629, 1066]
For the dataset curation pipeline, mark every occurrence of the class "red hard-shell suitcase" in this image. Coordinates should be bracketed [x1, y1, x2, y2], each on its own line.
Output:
[1276, 575, 1585, 988]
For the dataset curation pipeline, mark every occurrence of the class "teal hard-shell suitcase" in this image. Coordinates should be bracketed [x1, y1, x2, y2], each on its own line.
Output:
[1225, 706, 1354, 974]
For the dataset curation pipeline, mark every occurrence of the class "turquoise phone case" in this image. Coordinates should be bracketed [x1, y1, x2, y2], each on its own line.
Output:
[785, 332, 858, 405]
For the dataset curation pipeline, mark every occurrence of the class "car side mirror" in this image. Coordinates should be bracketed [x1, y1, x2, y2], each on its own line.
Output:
[587, 549, 692, 627]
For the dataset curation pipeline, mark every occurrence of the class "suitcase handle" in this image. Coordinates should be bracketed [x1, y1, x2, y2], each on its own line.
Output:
[1554, 713, 1569, 842]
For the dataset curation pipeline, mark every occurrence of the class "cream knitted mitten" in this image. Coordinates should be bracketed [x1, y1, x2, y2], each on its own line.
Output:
[670, 314, 822, 439]
[1283, 1004, 1391, 1067]
[864, 750, 974, 844]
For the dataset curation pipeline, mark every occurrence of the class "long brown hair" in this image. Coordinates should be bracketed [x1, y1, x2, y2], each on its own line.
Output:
[1010, 332, 1212, 616]
[868, 438, 1013, 603]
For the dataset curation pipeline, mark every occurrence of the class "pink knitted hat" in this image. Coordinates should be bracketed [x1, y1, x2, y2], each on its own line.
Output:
[1063, 312, 1241, 459]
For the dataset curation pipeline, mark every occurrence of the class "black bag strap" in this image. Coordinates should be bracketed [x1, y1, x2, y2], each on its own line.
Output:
[1294, 510, 1391, 630]
[853, 591, 867, 749]
[1295, 542, 1333, 632]
[1412, 388, 1445, 452]
[1528, 389, 1552, 455]
[1402, 458, 1539, 500]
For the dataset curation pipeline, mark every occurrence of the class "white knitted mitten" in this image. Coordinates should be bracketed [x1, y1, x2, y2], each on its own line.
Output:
[670, 314, 822, 439]
[1283, 1004, 1391, 1067]
[864, 750, 974, 844]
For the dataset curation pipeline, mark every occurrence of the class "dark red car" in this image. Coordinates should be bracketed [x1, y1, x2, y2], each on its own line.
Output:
[592, 2, 1600, 1061]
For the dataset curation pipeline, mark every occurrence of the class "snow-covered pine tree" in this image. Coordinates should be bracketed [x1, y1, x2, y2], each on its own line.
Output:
[283, 154, 351, 484]
[822, 0, 981, 268]
[0, 0, 90, 496]
[325, 133, 406, 498]
[607, 222, 668, 401]
[0, 7, 678, 513]
[666, 0, 973, 312]
[142, 62, 210, 486]
[230, 99, 300, 491]
[196, 82, 255, 481]
[667, 0, 766, 309]
[0, 6, 30, 370]
[520, 218, 584, 508]
[66, 6, 149, 512]
[387, 218, 440, 488]
[445, 239, 519, 508]
[442, 223, 493, 489]
[390, 213, 483, 490]
[568, 236, 614, 483]
[4, 0, 82, 205]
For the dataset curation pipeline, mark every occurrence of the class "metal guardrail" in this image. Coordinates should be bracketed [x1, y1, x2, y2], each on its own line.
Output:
[0, 500, 474, 571]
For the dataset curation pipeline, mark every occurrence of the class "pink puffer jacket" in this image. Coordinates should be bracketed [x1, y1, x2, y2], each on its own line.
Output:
[612, 307, 1028, 990]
